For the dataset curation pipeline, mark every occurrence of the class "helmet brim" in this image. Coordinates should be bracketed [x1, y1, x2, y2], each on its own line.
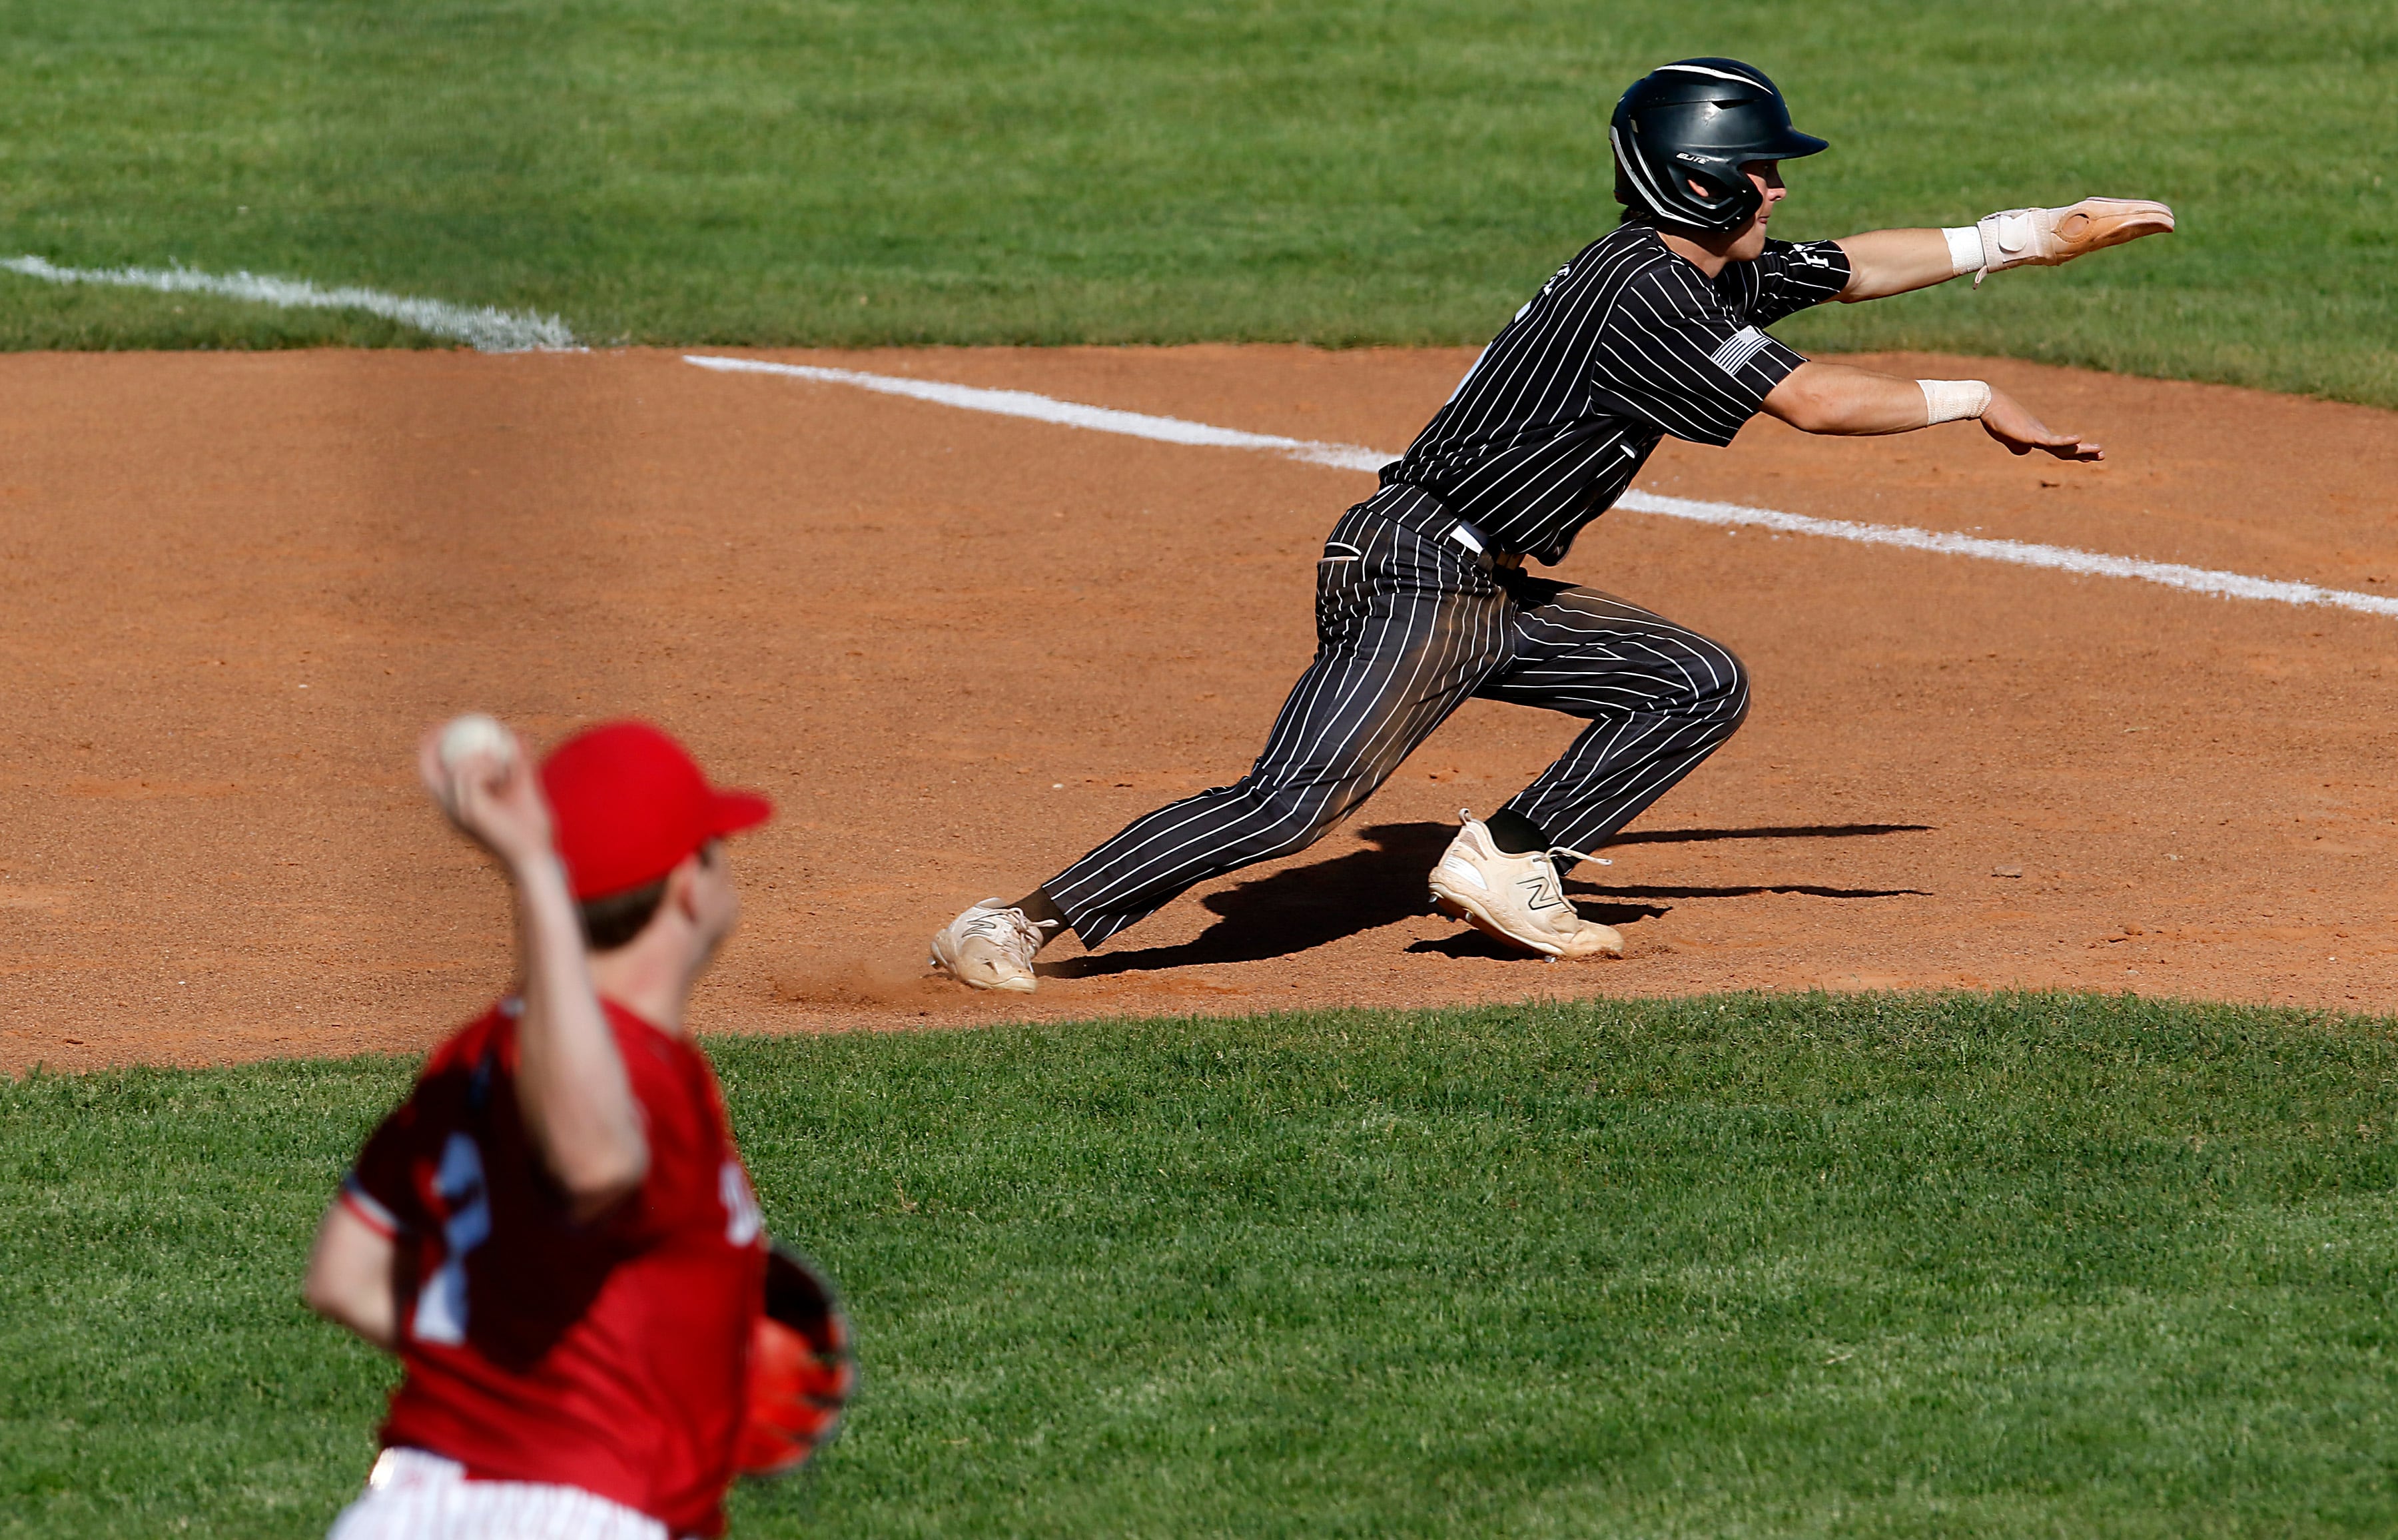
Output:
[1754, 127, 1829, 161]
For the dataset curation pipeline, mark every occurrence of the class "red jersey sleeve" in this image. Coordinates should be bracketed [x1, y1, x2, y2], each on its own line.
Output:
[594, 1005, 743, 1248]
[345, 1022, 498, 1238]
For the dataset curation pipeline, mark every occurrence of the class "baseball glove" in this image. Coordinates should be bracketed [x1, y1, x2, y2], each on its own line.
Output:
[1972, 197, 2174, 284]
[737, 1244, 856, 1479]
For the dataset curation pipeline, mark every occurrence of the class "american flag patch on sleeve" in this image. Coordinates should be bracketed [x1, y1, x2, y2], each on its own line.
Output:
[1707, 326, 1772, 376]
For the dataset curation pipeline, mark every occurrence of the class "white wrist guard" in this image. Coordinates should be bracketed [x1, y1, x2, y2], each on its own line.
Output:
[1920, 379, 1991, 426]
[1942, 225, 1985, 278]
[1974, 207, 2050, 283]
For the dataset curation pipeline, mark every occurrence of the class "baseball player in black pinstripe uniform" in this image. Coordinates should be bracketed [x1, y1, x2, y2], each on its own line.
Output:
[933, 57, 2173, 990]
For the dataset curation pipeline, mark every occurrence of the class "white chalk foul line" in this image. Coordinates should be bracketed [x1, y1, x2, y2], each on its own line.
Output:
[1, 255, 576, 353]
[682, 354, 1384, 471]
[687, 351, 2398, 622]
[1613, 492, 2398, 617]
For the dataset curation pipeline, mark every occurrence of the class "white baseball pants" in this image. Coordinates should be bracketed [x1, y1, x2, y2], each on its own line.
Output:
[326, 1448, 670, 1540]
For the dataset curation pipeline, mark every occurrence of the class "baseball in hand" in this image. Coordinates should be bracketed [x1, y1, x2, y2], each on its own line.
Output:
[437, 713, 517, 775]
[420, 713, 548, 857]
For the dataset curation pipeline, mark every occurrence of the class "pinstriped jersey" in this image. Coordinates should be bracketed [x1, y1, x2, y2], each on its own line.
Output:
[1382, 222, 1850, 564]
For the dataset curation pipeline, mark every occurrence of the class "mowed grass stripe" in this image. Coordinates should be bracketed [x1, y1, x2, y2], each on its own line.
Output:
[0, 1, 2389, 404]
[5, 992, 2398, 1537]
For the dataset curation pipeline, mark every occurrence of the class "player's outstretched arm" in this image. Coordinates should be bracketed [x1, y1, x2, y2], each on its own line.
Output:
[1834, 198, 2174, 302]
[420, 723, 649, 1218]
[1830, 228, 1960, 301]
[1764, 360, 2103, 461]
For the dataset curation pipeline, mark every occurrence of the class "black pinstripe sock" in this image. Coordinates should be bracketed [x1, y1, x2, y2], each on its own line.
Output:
[1482, 809, 1550, 855]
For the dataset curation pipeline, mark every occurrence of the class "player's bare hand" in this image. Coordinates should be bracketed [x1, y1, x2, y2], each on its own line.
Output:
[418, 718, 555, 869]
[1979, 389, 2103, 462]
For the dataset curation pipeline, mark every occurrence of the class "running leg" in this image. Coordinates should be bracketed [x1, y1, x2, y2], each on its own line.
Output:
[1046, 509, 1504, 946]
[1475, 578, 1749, 861]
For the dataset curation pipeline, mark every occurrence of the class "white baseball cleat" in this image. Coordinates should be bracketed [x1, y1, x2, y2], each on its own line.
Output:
[929, 899, 1057, 992]
[1426, 809, 1623, 961]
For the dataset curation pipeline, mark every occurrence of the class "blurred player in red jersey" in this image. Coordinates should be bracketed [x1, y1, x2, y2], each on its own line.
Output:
[302, 719, 777, 1540]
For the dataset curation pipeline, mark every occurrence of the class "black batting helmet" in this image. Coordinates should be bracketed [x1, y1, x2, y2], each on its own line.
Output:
[1610, 59, 1828, 232]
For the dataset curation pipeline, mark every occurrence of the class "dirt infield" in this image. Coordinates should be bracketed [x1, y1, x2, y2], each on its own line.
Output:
[3, 344, 2394, 1070]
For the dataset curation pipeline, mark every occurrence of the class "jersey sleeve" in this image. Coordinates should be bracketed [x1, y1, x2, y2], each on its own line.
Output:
[1589, 263, 1808, 447]
[1718, 238, 1852, 327]
[346, 1095, 432, 1237]
[598, 1018, 721, 1248]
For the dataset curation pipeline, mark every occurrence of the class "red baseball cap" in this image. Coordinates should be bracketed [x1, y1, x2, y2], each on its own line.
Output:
[539, 721, 773, 900]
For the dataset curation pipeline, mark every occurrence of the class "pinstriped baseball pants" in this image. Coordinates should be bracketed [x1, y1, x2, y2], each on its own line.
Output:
[1046, 484, 1750, 947]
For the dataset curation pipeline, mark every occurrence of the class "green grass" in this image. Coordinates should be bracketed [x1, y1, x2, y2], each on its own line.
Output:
[7, 992, 2398, 1537]
[0, 2, 2390, 404]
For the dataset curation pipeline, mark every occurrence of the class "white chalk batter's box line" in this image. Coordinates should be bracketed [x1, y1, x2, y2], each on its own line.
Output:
[683, 353, 2398, 623]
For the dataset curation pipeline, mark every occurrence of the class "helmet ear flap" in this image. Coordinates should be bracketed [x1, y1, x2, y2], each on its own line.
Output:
[1611, 143, 1761, 231]
[1612, 157, 1641, 212]
[1679, 161, 1765, 229]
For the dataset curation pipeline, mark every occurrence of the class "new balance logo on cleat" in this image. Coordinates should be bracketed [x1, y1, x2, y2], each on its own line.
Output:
[1516, 871, 1567, 911]
[1425, 810, 1623, 961]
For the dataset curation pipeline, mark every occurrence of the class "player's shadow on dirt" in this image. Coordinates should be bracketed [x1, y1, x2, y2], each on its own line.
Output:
[1406, 877, 1935, 958]
[1040, 821, 1462, 978]
[1042, 820, 1930, 977]
[1606, 822, 1932, 845]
